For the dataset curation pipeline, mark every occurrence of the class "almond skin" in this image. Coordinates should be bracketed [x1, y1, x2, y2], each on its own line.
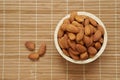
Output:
[85, 25, 91, 36]
[38, 42, 46, 56]
[83, 36, 93, 47]
[93, 30, 102, 41]
[69, 50, 80, 60]
[84, 18, 89, 26]
[80, 52, 88, 60]
[68, 33, 76, 40]
[95, 42, 101, 50]
[25, 41, 35, 51]
[69, 48, 80, 55]
[66, 24, 79, 33]
[70, 11, 77, 23]
[63, 18, 70, 24]
[28, 53, 39, 61]
[58, 29, 64, 38]
[76, 30, 84, 42]
[89, 18, 98, 26]
[88, 47, 97, 57]
[62, 49, 70, 57]
[72, 21, 83, 28]
[67, 39, 76, 50]
[97, 25, 104, 35]
[76, 44, 87, 53]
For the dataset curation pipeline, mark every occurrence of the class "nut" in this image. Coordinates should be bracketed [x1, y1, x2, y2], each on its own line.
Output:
[67, 39, 76, 50]
[76, 44, 87, 53]
[68, 33, 76, 40]
[38, 42, 46, 56]
[88, 47, 97, 57]
[70, 11, 77, 23]
[66, 24, 79, 33]
[25, 41, 35, 51]
[95, 42, 101, 50]
[28, 53, 39, 61]
[85, 25, 91, 36]
[69, 48, 80, 55]
[80, 52, 88, 60]
[58, 29, 64, 38]
[89, 17, 98, 26]
[93, 30, 102, 41]
[76, 30, 84, 42]
[83, 36, 93, 47]
[62, 49, 70, 57]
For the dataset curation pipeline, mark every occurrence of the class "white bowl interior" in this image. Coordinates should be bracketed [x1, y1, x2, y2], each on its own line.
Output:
[54, 12, 107, 64]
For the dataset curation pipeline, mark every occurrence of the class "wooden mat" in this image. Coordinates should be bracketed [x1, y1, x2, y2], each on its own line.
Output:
[0, 0, 120, 80]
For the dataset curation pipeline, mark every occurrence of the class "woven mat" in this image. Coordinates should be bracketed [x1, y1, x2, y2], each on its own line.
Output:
[0, 0, 120, 80]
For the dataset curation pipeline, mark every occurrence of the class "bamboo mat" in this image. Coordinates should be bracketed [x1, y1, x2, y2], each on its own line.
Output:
[0, 0, 120, 80]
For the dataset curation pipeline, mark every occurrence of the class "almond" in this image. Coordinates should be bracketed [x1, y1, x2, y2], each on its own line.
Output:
[69, 48, 80, 55]
[89, 24, 94, 34]
[76, 30, 84, 42]
[70, 11, 77, 23]
[89, 18, 98, 26]
[58, 34, 69, 49]
[67, 39, 76, 50]
[58, 29, 64, 38]
[75, 15, 86, 22]
[85, 25, 91, 36]
[72, 21, 83, 28]
[25, 41, 35, 51]
[63, 18, 70, 24]
[80, 52, 88, 60]
[84, 18, 89, 26]
[97, 25, 104, 35]
[76, 44, 87, 53]
[88, 47, 97, 57]
[66, 24, 79, 33]
[69, 50, 80, 60]
[83, 36, 93, 47]
[28, 53, 39, 61]
[38, 42, 46, 56]
[68, 33, 76, 40]
[95, 42, 101, 50]
[61, 24, 68, 31]
[99, 37, 104, 43]
[62, 49, 70, 57]
[93, 30, 102, 41]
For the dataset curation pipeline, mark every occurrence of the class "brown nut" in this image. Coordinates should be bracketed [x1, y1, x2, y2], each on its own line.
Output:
[83, 36, 93, 47]
[76, 44, 87, 53]
[72, 21, 83, 28]
[80, 52, 88, 60]
[70, 11, 77, 23]
[69, 50, 80, 60]
[84, 18, 89, 26]
[93, 30, 102, 41]
[76, 30, 84, 42]
[66, 24, 79, 33]
[97, 24, 104, 35]
[28, 53, 39, 61]
[25, 41, 35, 51]
[95, 42, 101, 50]
[62, 49, 70, 57]
[63, 18, 70, 24]
[69, 48, 80, 55]
[85, 25, 91, 36]
[58, 29, 64, 38]
[89, 17, 98, 26]
[75, 15, 87, 22]
[68, 33, 76, 40]
[88, 47, 97, 57]
[38, 42, 46, 56]
[67, 39, 76, 50]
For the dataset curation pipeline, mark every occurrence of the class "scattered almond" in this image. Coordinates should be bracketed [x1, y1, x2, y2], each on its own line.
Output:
[38, 42, 46, 56]
[25, 41, 35, 51]
[28, 53, 39, 61]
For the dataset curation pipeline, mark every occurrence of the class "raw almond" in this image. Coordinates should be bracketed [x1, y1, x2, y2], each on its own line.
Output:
[80, 52, 88, 60]
[85, 25, 91, 36]
[93, 30, 102, 41]
[63, 18, 70, 24]
[28, 53, 39, 61]
[25, 41, 35, 51]
[58, 29, 64, 38]
[75, 15, 86, 22]
[61, 24, 68, 31]
[99, 37, 104, 43]
[58, 34, 69, 49]
[69, 48, 80, 55]
[72, 21, 83, 28]
[38, 42, 46, 56]
[69, 50, 80, 60]
[97, 25, 104, 35]
[70, 11, 77, 23]
[66, 24, 79, 33]
[89, 18, 98, 26]
[68, 33, 76, 40]
[95, 42, 101, 50]
[83, 36, 93, 47]
[84, 18, 89, 26]
[88, 47, 97, 57]
[76, 29, 84, 42]
[89, 24, 94, 34]
[76, 44, 87, 53]
[67, 39, 76, 50]
[62, 49, 70, 57]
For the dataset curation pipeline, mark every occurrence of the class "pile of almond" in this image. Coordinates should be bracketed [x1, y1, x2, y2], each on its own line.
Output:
[25, 41, 46, 61]
[58, 11, 104, 60]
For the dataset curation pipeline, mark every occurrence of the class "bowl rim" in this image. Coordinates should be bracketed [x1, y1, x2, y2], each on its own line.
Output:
[54, 12, 107, 64]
